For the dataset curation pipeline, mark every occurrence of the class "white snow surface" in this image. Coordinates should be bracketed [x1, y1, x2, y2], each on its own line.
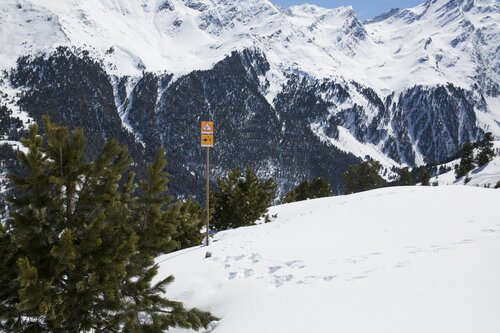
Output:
[156, 186, 500, 333]
[312, 124, 401, 169]
[0, 0, 498, 96]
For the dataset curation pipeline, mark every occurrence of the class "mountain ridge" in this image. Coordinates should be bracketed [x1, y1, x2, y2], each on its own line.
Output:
[0, 0, 499, 198]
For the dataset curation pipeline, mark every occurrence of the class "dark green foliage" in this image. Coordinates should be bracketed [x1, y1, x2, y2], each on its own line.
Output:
[211, 167, 277, 231]
[0, 223, 17, 328]
[438, 164, 452, 175]
[0, 105, 24, 140]
[10, 47, 148, 176]
[476, 132, 495, 167]
[495, 181, 500, 189]
[396, 167, 416, 186]
[283, 177, 332, 203]
[455, 141, 475, 179]
[133, 149, 177, 258]
[418, 168, 431, 186]
[343, 160, 383, 194]
[0, 118, 216, 332]
[167, 199, 204, 250]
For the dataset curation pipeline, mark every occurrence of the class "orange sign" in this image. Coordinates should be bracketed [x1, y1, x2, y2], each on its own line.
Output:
[201, 121, 214, 134]
[201, 134, 214, 147]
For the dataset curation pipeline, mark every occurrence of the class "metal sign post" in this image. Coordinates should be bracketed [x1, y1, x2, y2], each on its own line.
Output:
[201, 121, 214, 246]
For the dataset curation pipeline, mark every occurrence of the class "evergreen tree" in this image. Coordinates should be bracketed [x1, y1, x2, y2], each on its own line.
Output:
[283, 177, 332, 203]
[418, 168, 431, 186]
[307, 177, 332, 199]
[396, 167, 416, 186]
[1, 118, 215, 332]
[343, 160, 383, 194]
[167, 198, 204, 250]
[283, 187, 298, 203]
[133, 149, 177, 259]
[455, 141, 475, 179]
[476, 132, 495, 167]
[0, 223, 18, 330]
[211, 167, 277, 231]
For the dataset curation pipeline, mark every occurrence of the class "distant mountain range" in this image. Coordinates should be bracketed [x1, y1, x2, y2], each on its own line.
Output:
[0, 0, 499, 197]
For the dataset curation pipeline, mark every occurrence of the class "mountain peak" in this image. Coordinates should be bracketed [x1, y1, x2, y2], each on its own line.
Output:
[423, 0, 499, 13]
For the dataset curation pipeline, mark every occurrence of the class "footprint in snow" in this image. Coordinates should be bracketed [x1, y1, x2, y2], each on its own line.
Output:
[270, 275, 294, 288]
[286, 260, 306, 269]
[455, 239, 474, 245]
[244, 268, 254, 278]
[430, 245, 448, 253]
[267, 266, 282, 274]
[349, 275, 368, 281]
[394, 261, 410, 269]
[249, 253, 262, 263]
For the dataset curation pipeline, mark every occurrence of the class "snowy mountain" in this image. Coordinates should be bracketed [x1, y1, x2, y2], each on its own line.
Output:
[155, 186, 500, 333]
[2, 0, 497, 91]
[0, 0, 499, 196]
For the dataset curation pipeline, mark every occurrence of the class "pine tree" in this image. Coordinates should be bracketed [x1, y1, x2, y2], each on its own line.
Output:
[455, 141, 475, 179]
[396, 167, 416, 186]
[134, 148, 177, 259]
[307, 177, 332, 199]
[476, 132, 495, 167]
[211, 167, 277, 231]
[343, 160, 383, 194]
[1, 118, 216, 332]
[0, 223, 18, 330]
[418, 168, 431, 186]
[283, 177, 332, 203]
[283, 187, 298, 203]
[166, 198, 204, 250]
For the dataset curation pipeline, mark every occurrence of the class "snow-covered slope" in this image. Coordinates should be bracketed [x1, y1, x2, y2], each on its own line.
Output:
[1, 0, 498, 95]
[156, 186, 500, 333]
[365, 0, 500, 93]
[431, 141, 500, 186]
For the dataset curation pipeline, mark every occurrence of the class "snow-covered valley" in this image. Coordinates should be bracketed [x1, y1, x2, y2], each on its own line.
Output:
[156, 186, 500, 333]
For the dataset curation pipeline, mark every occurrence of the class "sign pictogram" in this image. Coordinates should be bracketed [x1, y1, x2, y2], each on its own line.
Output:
[201, 134, 214, 147]
[201, 121, 214, 134]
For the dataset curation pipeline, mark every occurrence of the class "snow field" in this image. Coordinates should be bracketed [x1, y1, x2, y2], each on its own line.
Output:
[156, 186, 500, 333]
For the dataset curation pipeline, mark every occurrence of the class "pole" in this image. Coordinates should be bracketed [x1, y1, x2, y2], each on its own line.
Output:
[205, 146, 210, 246]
